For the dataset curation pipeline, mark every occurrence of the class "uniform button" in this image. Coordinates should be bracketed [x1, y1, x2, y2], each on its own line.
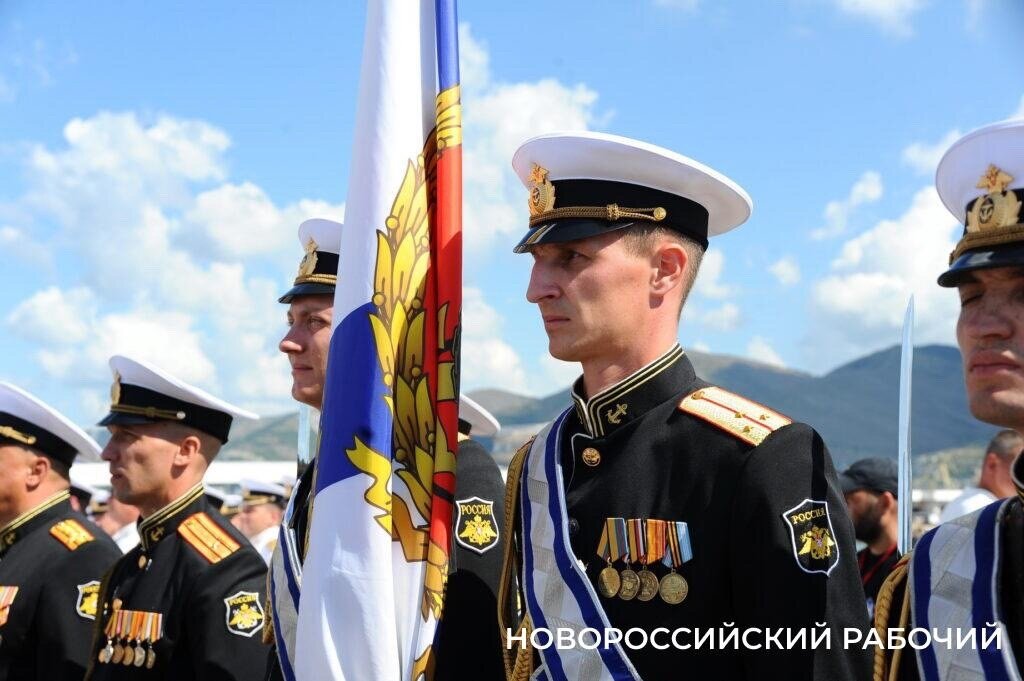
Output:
[137, 554, 147, 569]
[568, 518, 580, 536]
[581, 447, 601, 466]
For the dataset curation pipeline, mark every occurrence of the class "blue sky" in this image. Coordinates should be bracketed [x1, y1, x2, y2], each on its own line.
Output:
[1, 0, 1023, 424]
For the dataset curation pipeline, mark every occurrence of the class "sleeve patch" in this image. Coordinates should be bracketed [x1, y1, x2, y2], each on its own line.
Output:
[781, 499, 840, 576]
[224, 590, 265, 637]
[49, 518, 95, 551]
[76, 580, 101, 620]
[678, 386, 792, 446]
[455, 496, 499, 555]
[178, 512, 240, 564]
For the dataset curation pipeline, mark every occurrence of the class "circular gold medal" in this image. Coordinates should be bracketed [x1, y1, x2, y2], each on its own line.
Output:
[99, 642, 114, 664]
[581, 448, 601, 467]
[111, 642, 124, 665]
[618, 568, 640, 601]
[134, 644, 147, 667]
[123, 643, 136, 666]
[637, 570, 659, 602]
[146, 647, 157, 670]
[597, 565, 620, 598]
[659, 572, 688, 605]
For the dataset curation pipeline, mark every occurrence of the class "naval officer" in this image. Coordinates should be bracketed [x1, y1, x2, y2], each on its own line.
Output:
[499, 131, 872, 680]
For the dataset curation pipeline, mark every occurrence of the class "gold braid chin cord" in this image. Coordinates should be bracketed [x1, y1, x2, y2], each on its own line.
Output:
[872, 555, 912, 681]
[498, 438, 536, 681]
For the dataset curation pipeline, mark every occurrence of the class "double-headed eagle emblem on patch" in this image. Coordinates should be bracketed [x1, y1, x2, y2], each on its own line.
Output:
[455, 496, 499, 555]
[782, 499, 840, 576]
[223, 591, 265, 638]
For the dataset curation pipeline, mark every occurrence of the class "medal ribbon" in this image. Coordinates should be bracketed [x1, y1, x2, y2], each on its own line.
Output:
[130, 611, 144, 644]
[645, 519, 667, 565]
[627, 518, 646, 565]
[152, 612, 163, 642]
[662, 521, 694, 569]
[595, 517, 627, 562]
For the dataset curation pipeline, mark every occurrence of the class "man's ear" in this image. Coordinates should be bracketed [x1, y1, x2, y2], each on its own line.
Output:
[173, 435, 203, 467]
[25, 453, 50, 490]
[651, 240, 687, 297]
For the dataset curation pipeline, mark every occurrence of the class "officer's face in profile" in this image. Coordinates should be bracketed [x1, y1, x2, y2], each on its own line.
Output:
[526, 232, 655, 362]
[280, 295, 334, 409]
[0, 446, 36, 523]
[102, 424, 187, 507]
[956, 267, 1024, 429]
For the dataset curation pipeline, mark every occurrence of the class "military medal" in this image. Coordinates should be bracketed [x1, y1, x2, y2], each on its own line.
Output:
[595, 517, 627, 598]
[98, 640, 114, 665]
[638, 519, 666, 602]
[111, 611, 126, 664]
[131, 612, 147, 666]
[620, 519, 645, 601]
[618, 568, 640, 600]
[146, 612, 163, 669]
[136, 612, 153, 668]
[659, 521, 693, 605]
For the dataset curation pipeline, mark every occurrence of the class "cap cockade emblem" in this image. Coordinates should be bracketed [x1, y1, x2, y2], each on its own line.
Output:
[527, 163, 556, 217]
[297, 238, 319, 278]
[967, 164, 1022, 233]
[110, 371, 121, 406]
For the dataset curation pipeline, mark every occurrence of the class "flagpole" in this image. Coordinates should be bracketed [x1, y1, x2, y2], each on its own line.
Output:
[897, 296, 914, 554]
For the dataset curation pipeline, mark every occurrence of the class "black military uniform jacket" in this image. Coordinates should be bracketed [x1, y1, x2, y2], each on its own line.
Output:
[508, 345, 872, 680]
[0, 490, 121, 681]
[86, 483, 269, 680]
[434, 437, 507, 681]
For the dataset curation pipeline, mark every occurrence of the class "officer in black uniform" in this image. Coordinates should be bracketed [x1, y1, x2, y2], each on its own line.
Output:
[874, 120, 1024, 680]
[499, 132, 872, 680]
[435, 395, 507, 681]
[0, 381, 121, 680]
[269, 218, 509, 679]
[85, 355, 269, 680]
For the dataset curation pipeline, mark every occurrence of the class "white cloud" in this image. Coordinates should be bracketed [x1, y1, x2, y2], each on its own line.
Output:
[902, 129, 961, 176]
[9, 287, 216, 388]
[831, 0, 927, 36]
[460, 287, 529, 394]
[808, 186, 960, 367]
[747, 336, 785, 367]
[810, 171, 883, 240]
[0, 224, 51, 268]
[690, 341, 711, 353]
[1014, 95, 1024, 119]
[459, 24, 604, 255]
[694, 250, 735, 299]
[701, 302, 741, 331]
[769, 256, 801, 286]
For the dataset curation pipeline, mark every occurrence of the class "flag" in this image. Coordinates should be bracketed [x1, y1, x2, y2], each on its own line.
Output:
[294, 1, 462, 679]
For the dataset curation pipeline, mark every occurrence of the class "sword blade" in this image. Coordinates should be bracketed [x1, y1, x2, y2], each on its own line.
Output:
[897, 296, 914, 554]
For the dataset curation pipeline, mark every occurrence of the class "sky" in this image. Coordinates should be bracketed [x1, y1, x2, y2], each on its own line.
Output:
[1, 0, 1023, 425]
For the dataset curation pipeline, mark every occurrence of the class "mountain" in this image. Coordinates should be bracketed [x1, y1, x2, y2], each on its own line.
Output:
[217, 344, 998, 479]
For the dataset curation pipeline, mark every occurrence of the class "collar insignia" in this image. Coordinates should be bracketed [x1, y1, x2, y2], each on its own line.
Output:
[605, 403, 628, 425]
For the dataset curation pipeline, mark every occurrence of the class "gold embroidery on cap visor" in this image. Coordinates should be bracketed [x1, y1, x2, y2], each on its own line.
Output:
[0, 425, 36, 446]
[951, 164, 1024, 262]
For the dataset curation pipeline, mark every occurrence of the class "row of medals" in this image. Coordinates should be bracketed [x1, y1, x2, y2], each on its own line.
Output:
[98, 637, 157, 669]
[598, 564, 688, 605]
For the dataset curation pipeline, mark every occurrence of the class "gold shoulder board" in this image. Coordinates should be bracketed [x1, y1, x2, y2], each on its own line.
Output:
[49, 519, 95, 551]
[678, 386, 792, 446]
[178, 512, 241, 564]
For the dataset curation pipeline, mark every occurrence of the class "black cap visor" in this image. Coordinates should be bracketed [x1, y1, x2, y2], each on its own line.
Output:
[938, 242, 1024, 287]
[278, 282, 336, 304]
[513, 218, 640, 254]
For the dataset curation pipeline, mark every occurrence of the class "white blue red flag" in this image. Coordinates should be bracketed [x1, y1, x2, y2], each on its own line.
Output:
[294, 1, 462, 679]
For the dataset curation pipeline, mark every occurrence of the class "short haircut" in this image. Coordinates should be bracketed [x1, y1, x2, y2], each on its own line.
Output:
[987, 429, 1023, 461]
[619, 225, 705, 311]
